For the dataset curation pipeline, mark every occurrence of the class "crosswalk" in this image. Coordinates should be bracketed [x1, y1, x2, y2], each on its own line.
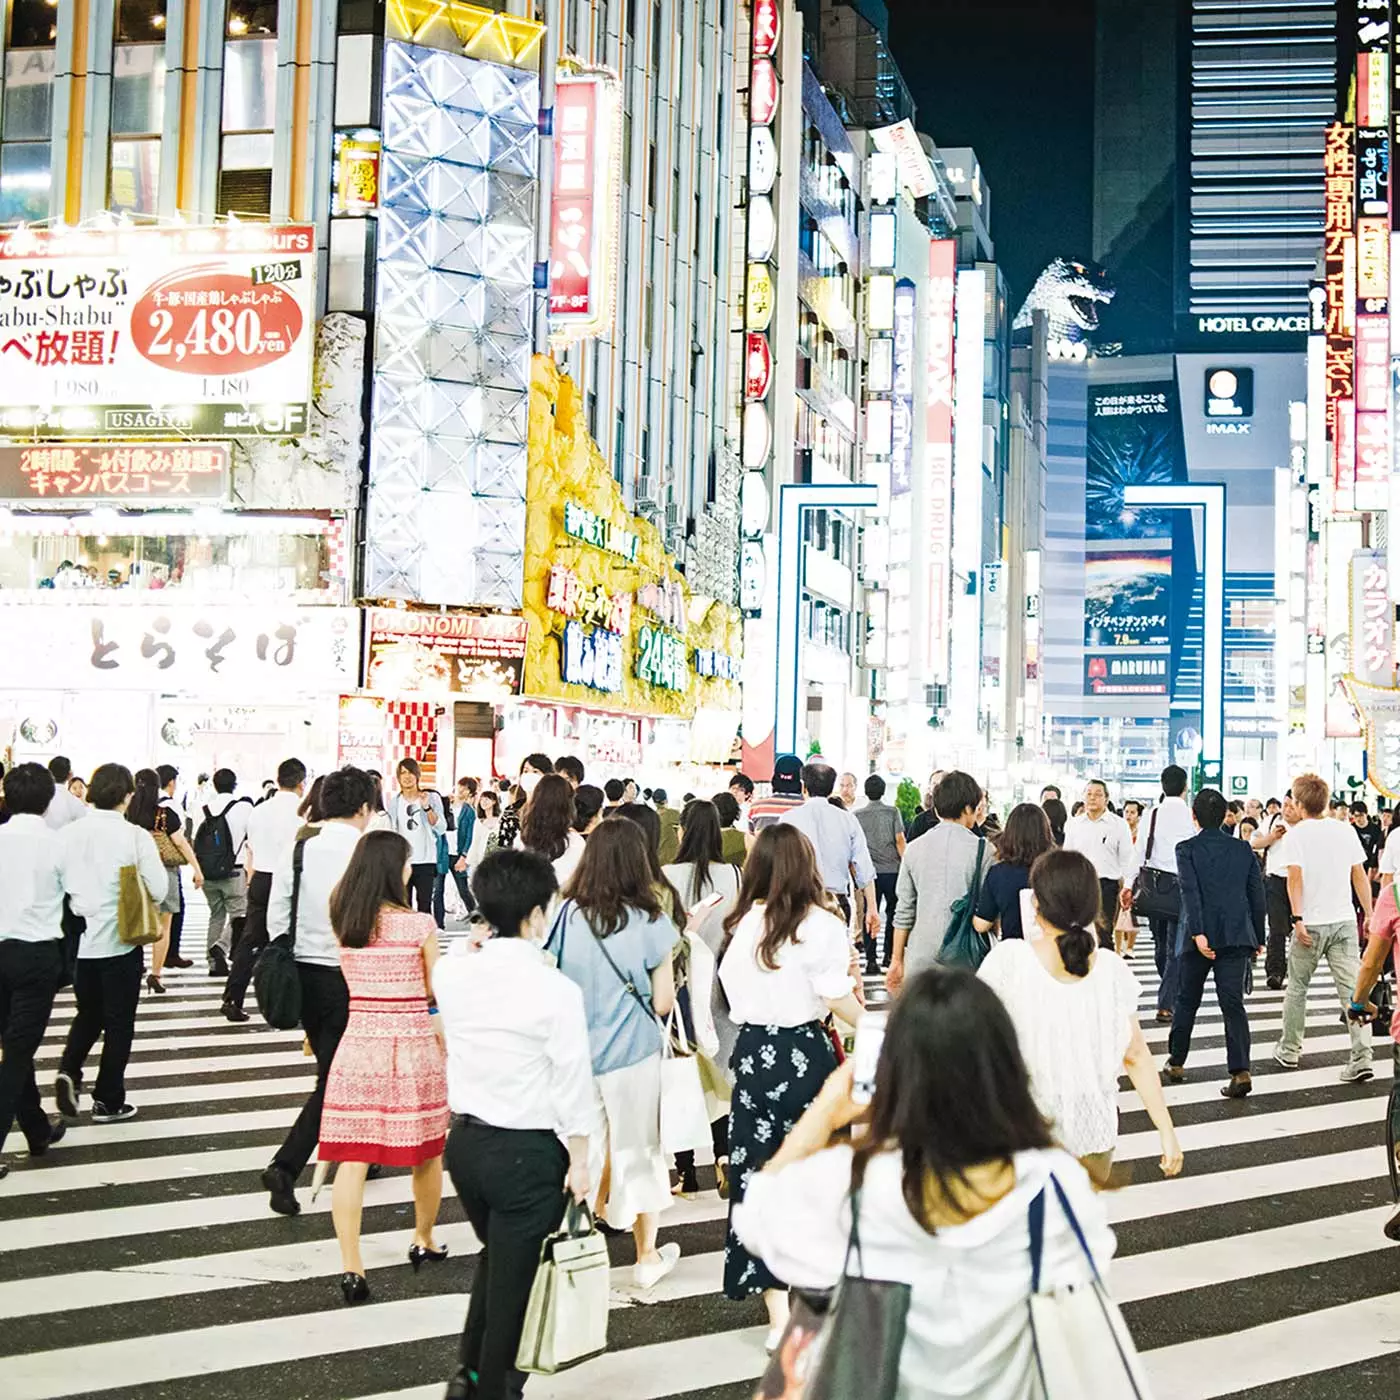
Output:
[2, 943, 1399, 1400]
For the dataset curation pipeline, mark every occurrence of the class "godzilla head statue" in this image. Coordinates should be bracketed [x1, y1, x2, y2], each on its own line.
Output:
[1013, 258, 1115, 346]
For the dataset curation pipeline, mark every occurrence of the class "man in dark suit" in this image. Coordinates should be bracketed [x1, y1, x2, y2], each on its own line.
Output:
[1164, 787, 1267, 1098]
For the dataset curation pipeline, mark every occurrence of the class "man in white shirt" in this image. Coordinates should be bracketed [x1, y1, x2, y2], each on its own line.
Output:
[1252, 792, 1298, 989]
[1134, 765, 1195, 1023]
[193, 769, 251, 977]
[222, 757, 307, 1023]
[1273, 772, 1375, 1083]
[433, 847, 593, 1400]
[0, 764, 68, 1171]
[1063, 779, 1140, 951]
[260, 766, 373, 1216]
[55, 764, 167, 1125]
[42, 756, 87, 830]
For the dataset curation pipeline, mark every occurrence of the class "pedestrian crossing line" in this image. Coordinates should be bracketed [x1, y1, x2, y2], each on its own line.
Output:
[1141, 1029, 1374, 1072]
[36, 1027, 306, 1054]
[1143, 1288, 1400, 1400]
[39, 1014, 279, 1038]
[38, 1106, 299, 1152]
[29, 1047, 311, 1080]
[1119, 1053, 1394, 1110]
[1143, 1011, 1355, 1045]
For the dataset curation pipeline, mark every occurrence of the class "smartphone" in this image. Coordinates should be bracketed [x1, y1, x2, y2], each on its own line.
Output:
[689, 890, 726, 917]
[851, 1010, 888, 1106]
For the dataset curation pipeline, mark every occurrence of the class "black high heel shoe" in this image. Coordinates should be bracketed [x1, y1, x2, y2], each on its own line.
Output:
[339, 1272, 370, 1304]
[408, 1242, 449, 1272]
[145, 974, 166, 995]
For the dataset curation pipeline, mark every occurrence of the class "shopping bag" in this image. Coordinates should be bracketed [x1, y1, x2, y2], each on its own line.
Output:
[660, 1009, 713, 1153]
[752, 1189, 909, 1400]
[516, 1197, 610, 1375]
[1027, 1176, 1153, 1399]
[116, 832, 161, 947]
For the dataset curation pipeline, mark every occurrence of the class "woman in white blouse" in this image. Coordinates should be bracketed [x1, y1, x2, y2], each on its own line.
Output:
[734, 969, 1118, 1400]
[979, 848, 1183, 1185]
[717, 823, 863, 1347]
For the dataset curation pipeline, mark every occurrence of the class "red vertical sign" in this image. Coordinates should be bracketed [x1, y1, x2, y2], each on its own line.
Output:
[926, 238, 957, 677]
[550, 77, 600, 320]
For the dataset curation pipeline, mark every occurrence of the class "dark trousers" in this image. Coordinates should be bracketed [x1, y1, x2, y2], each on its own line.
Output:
[452, 866, 476, 913]
[433, 873, 447, 928]
[0, 939, 63, 1153]
[59, 948, 143, 1109]
[1149, 914, 1181, 1013]
[1168, 945, 1252, 1075]
[446, 1117, 567, 1400]
[271, 963, 349, 1178]
[1265, 874, 1291, 983]
[874, 871, 899, 965]
[408, 863, 438, 924]
[1095, 879, 1121, 949]
[224, 870, 272, 1012]
[167, 875, 184, 958]
[673, 1115, 731, 1182]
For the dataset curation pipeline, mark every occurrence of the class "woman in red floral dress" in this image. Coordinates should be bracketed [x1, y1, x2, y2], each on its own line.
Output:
[321, 830, 449, 1303]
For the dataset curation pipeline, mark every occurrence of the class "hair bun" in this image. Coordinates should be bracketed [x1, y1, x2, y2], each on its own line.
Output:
[1056, 923, 1095, 977]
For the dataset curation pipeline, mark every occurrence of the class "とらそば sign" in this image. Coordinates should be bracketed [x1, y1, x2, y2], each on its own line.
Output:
[365, 608, 527, 699]
[0, 443, 229, 501]
[0, 223, 315, 439]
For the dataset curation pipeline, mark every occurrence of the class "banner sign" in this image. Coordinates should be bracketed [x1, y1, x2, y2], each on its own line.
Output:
[1084, 551, 1172, 649]
[0, 224, 315, 439]
[925, 238, 956, 679]
[1084, 653, 1169, 696]
[365, 608, 527, 699]
[0, 442, 229, 501]
[1346, 676, 1400, 799]
[0, 604, 358, 695]
[1350, 548, 1396, 686]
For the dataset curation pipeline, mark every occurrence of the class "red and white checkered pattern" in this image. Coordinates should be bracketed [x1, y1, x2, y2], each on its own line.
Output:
[326, 516, 350, 600]
[387, 700, 443, 790]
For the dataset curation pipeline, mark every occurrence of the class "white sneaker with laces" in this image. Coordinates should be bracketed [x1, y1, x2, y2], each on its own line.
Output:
[1339, 1064, 1375, 1084]
[632, 1241, 681, 1290]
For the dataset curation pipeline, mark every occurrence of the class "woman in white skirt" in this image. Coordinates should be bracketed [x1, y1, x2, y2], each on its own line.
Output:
[551, 817, 682, 1289]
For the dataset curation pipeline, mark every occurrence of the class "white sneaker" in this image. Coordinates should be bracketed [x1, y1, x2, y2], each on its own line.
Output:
[1271, 1049, 1299, 1069]
[1339, 1064, 1375, 1084]
[632, 1241, 681, 1290]
[765, 1326, 784, 1354]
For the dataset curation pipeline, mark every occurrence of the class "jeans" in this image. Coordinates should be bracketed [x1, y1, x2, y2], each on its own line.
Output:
[451, 867, 476, 914]
[1276, 919, 1371, 1072]
[1264, 874, 1291, 983]
[446, 1117, 567, 1400]
[0, 939, 63, 1153]
[204, 875, 247, 957]
[167, 873, 185, 959]
[1168, 945, 1252, 1074]
[59, 948, 144, 1109]
[1096, 878, 1121, 950]
[1149, 914, 1181, 1013]
[223, 870, 272, 1012]
[407, 863, 438, 925]
[874, 871, 899, 965]
[271, 963, 349, 1178]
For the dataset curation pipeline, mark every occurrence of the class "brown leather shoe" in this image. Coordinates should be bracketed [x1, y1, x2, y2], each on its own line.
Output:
[1163, 1063, 1185, 1084]
[1155, 1010, 1173, 1024]
[1220, 1072, 1252, 1098]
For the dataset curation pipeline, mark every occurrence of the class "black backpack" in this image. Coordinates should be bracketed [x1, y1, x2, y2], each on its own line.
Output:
[193, 804, 238, 881]
[254, 832, 317, 1030]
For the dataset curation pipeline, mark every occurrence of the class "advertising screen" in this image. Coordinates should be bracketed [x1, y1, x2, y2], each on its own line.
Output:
[366, 608, 527, 699]
[0, 224, 315, 438]
[1084, 550, 1172, 650]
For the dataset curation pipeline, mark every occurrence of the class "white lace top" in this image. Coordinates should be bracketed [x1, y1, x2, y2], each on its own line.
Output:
[978, 938, 1140, 1155]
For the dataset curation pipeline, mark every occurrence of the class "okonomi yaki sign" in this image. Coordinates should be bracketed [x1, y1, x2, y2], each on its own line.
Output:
[0, 224, 315, 439]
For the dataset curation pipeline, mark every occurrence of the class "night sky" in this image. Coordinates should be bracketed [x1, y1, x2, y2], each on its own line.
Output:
[884, 0, 1098, 308]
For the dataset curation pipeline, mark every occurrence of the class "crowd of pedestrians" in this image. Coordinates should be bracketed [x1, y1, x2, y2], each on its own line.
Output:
[3, 745, 1399, 1398]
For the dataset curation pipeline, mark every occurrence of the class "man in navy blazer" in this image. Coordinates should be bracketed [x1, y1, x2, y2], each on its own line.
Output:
[1164, 788, 1267, 1097]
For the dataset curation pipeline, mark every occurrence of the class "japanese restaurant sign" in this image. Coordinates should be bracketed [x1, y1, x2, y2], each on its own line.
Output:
[548, 71, 622, 339]
[0, 604, 359, 695]
[0, 443, 229, 501]
[365, 608, 526, 699]
[1350, 549, 1396, 688]
[0, 224, 315, 439]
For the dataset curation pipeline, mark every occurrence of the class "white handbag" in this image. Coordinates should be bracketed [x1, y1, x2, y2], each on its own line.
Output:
[659, 1008, 713, 1153]
[1028, 1176, 1153, 1399]
[684, 926, 721, 1058]
[515, 1197, 611, 1375]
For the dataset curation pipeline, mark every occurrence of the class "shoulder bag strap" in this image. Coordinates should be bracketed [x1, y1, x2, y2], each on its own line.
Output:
[589, 918, 655, 1021]
[971, 837, 987, 891]
[545, 898, 572, 964]
[288, 832, 318, 953]
[1028, 1186, 1046, 1294]
[1144, 808, 1159, 864]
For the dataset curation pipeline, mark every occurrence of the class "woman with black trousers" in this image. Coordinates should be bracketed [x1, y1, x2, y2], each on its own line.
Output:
[433, 849, 593, 1400]
[388, 759, 444, 925]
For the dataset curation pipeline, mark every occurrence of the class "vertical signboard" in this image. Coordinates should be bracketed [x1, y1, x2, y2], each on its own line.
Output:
[1325, 121, 1358, 508]
[890, 279, 916, 497]
[1351, 547, 1396, 687]
[549, 71, 623, 340]
[925, 239, 957, 683]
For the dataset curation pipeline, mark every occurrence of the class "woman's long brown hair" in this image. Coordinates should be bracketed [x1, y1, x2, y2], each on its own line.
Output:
[562, 817, 671, 936]
[722, 824, 832, 970]
[329, 830, 411, 948]
[520, 773, 576, 862]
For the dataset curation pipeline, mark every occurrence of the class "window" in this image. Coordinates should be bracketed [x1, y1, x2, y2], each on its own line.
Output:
[109, 0, 167, 217]
[218, 1, 278, 218]
[1228, 599, 1276, 631]
[1, 0, 56, 224]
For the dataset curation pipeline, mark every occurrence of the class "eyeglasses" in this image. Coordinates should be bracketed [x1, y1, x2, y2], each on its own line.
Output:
[406, 803, 418, 831]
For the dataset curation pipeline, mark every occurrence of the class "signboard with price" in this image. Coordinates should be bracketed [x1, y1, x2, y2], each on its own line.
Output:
[0, 224, 316, 439]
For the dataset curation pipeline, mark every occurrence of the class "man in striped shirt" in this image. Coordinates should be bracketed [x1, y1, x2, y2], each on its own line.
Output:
[745, 755, 806, 846]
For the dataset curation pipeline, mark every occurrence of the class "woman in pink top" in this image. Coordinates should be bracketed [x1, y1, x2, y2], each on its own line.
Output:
[1355, 886, 1400, 1242]
[320, 831, 449, 1303]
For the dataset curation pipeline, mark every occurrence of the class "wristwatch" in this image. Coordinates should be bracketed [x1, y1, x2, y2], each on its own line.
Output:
[1291, 914, 1304, 925]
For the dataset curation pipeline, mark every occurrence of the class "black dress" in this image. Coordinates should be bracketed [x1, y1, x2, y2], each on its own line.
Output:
[975, 862, 1033, 939]
[723, 1020, 837, 1298]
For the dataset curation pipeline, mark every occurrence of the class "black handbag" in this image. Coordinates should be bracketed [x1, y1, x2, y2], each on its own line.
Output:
[253, 832, 316, 1030]
[751, 1188, 910, 1400]
[1132, 809, 1180, 921]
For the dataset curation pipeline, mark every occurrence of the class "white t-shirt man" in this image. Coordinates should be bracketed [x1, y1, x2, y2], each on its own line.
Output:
[1276, 818, 1367, 925]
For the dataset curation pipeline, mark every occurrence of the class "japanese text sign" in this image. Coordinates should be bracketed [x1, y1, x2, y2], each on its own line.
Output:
[1350, 549, 1395, 687]
[0, 443, 229, 501]
[365, 608, 526, 699]
[0, 224, 315, 439]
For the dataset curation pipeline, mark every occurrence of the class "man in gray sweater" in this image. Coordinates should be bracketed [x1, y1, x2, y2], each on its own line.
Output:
[887, 771, 984, 993]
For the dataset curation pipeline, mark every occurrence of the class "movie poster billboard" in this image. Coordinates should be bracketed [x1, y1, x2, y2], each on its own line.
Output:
[1083, 550, 1172, 650]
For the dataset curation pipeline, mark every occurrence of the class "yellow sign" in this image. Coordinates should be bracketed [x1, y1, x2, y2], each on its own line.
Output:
[745, 263, 775, 332]
[523, 356, 741, 718]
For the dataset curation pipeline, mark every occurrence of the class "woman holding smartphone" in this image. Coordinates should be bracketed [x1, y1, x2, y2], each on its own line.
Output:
[717, 823, 864, 1350]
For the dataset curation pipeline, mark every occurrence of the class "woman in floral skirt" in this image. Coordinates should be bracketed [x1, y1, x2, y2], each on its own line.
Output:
[320, 830, 449, 1304]
[717, 824, 864, 1349]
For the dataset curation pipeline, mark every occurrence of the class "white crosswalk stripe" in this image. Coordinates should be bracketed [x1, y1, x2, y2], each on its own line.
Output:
[2, 950, 1397, 1400]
